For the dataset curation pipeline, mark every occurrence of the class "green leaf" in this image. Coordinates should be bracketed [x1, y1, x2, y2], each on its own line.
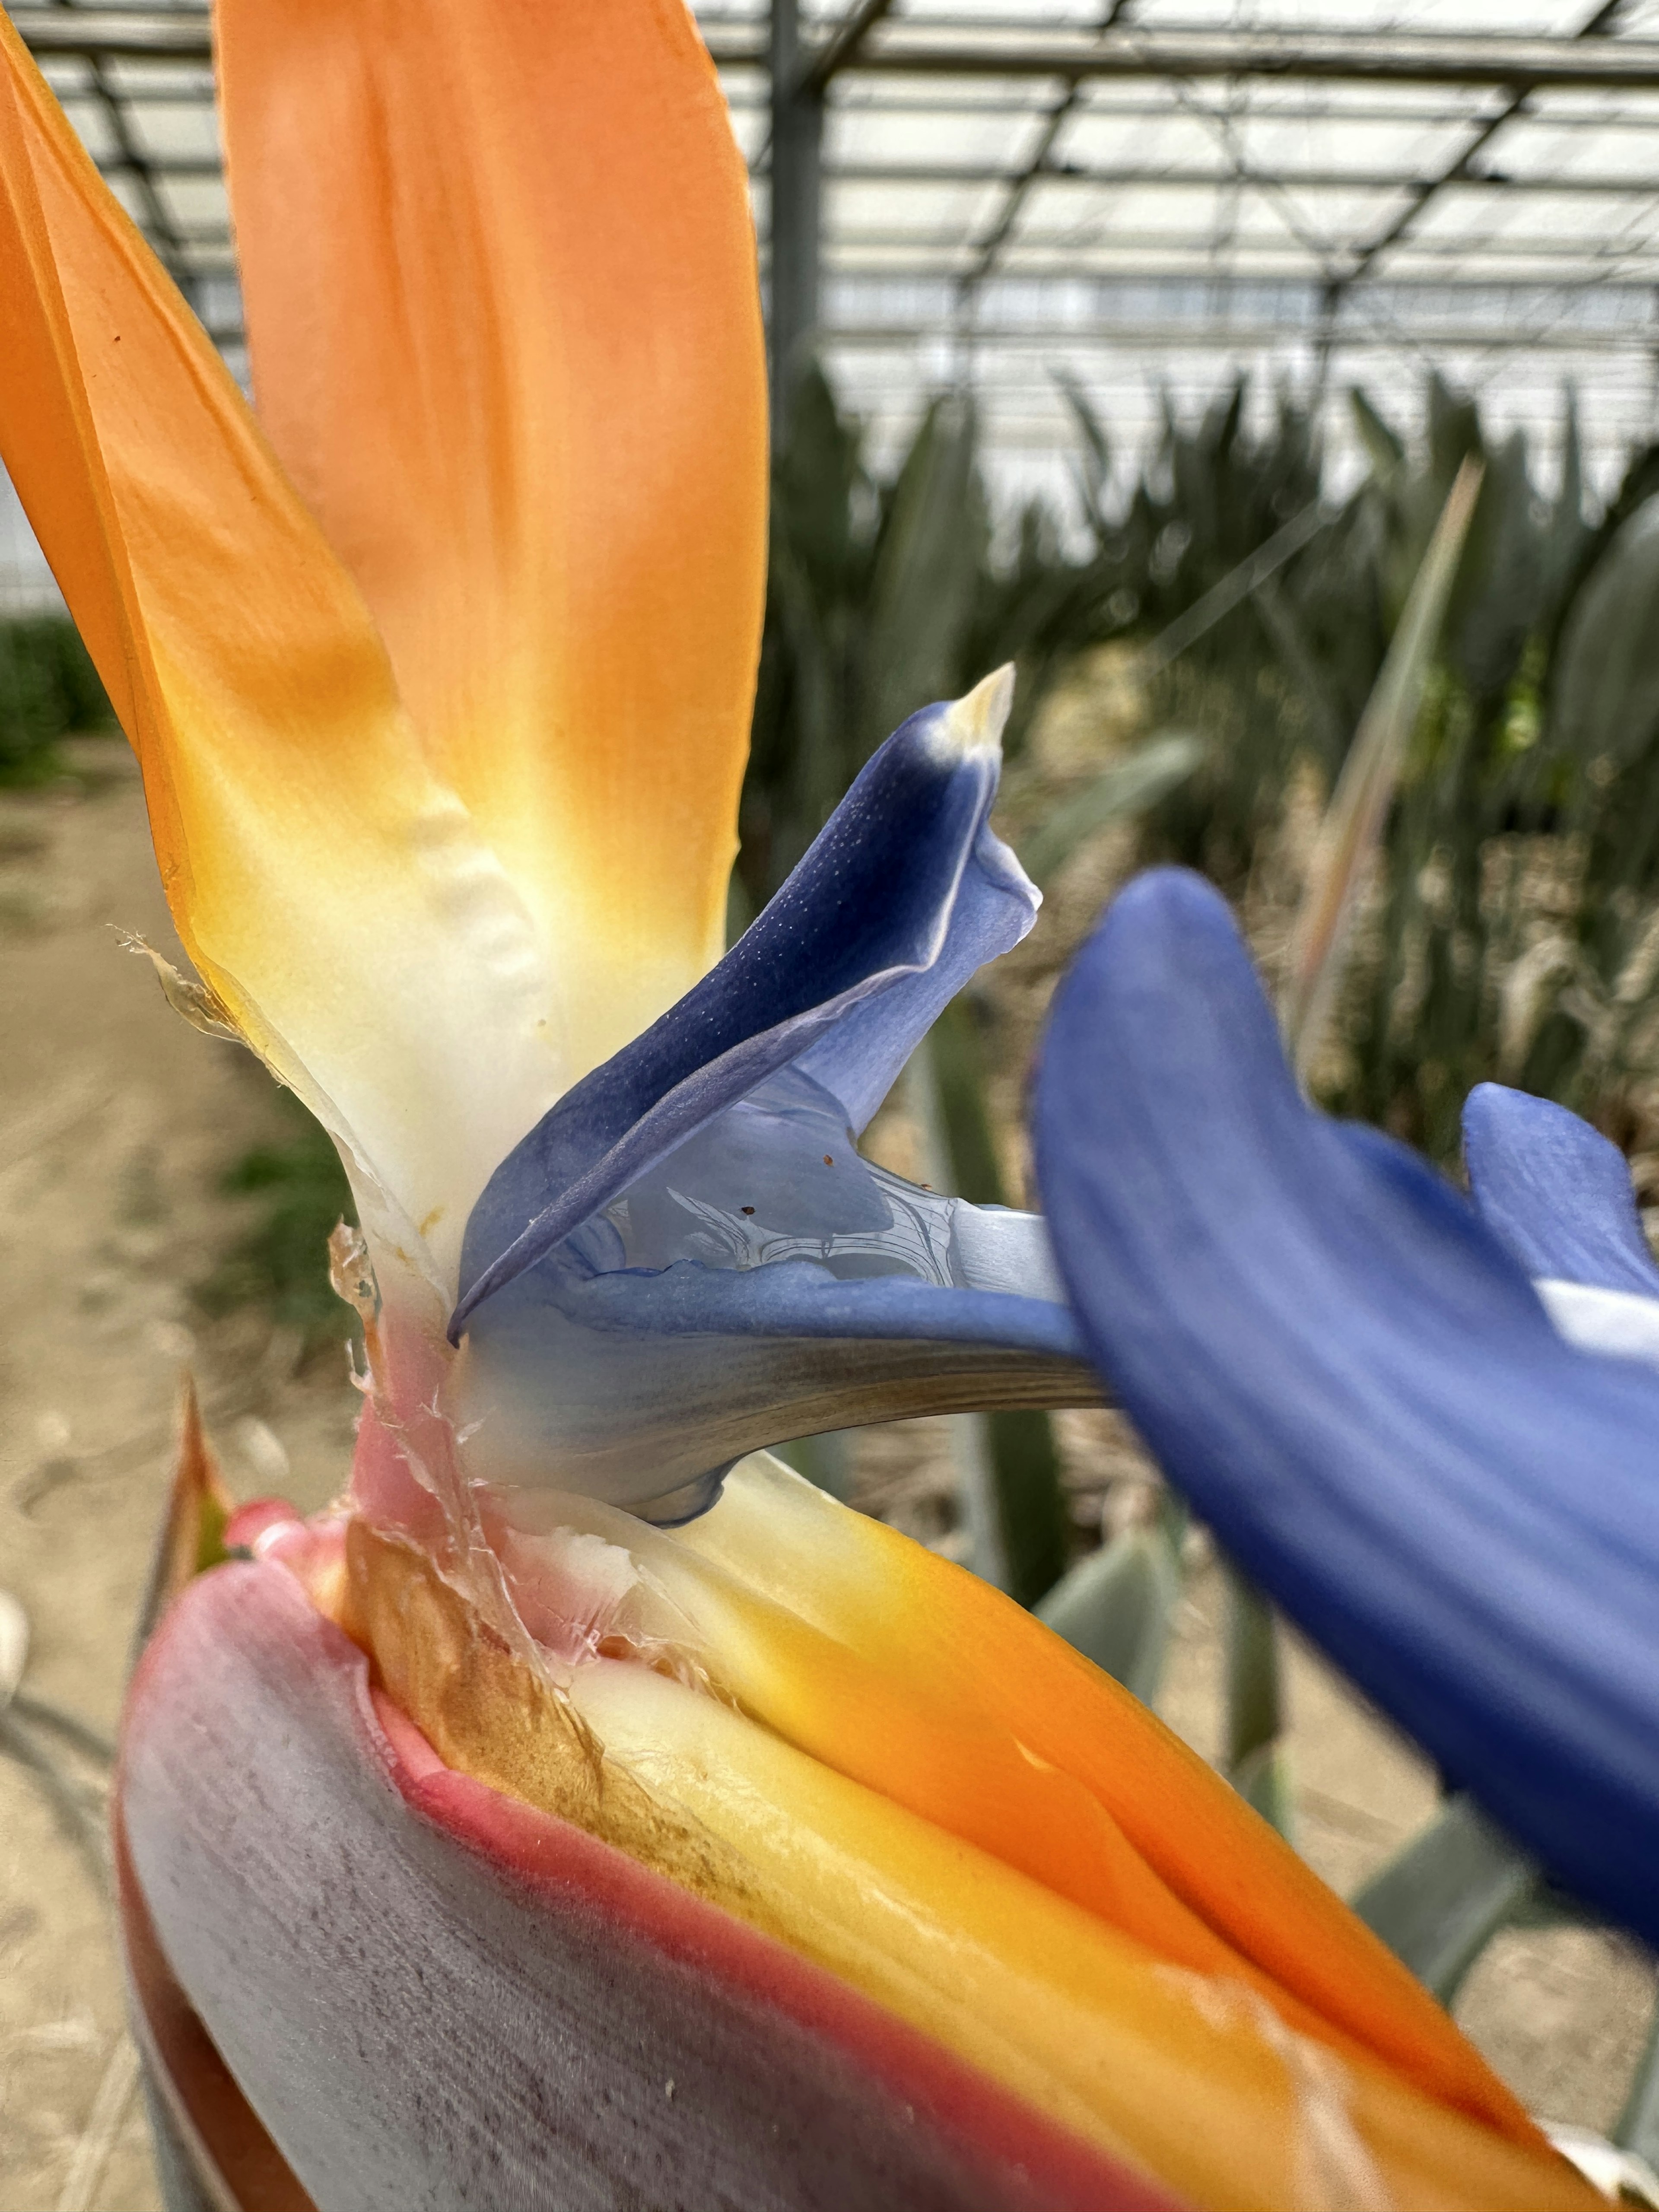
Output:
[923, 998, 1069, 1605]
[1036, 1506, 1183, 1704]
[925, 994, 1007, 1208]
[1281, 455, 1483, 1081]
[1616, 2009, 1659, 2171]
[1223, 1564, 1281, 1765]
[773, 1430, 855, 1503]
[1349, 386, 1406, 487]
[197, 1090, 356, 1342]
[1551, 494, 1659, 781]
[1232, 1739, 1298, 1842]
[1019, 732, 1204, 887]
[1052, 365, 1112, 518]
[984, 1409, 1070, 1612]
[864, 393, 989, 759]
[1350, 1793, 1538, 2003]
[1223, 1564, 1295, 1843]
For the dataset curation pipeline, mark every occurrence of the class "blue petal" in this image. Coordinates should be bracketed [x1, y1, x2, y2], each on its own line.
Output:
[1463, 1082, 1659, 1297]
[457, 1181, 1092, 1519]
[1033, 866, 1659, 1950]
[455, 677, 1034, 1333]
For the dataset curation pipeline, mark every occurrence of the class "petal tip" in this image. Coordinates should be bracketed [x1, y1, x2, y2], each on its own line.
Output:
[939, 664, 1016, 759]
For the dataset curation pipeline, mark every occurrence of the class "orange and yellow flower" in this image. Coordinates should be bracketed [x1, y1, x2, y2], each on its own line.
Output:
[0, 1, 1603, 2205]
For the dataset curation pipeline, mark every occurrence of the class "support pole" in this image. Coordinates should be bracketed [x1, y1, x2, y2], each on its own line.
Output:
[769, 0, 824, 439]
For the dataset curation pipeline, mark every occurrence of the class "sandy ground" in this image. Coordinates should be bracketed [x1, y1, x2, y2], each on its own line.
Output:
[0, 745, 355, 2212]
[0, 744, 1652, 2209]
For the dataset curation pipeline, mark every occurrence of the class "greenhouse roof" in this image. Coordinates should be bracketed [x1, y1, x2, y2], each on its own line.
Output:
[6, 0, 1659, 509]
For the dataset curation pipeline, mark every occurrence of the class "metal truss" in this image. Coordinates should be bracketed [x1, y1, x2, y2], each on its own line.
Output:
[8, 0, 1659, 484]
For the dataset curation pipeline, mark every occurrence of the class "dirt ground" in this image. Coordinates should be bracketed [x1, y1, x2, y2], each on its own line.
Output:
[0, 742, 1652, 2210]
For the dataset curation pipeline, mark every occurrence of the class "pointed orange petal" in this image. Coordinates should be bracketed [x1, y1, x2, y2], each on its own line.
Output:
[667, 1456, 1541, 2148]
[0, 22, 565, 1284]
[218, 0, 769, 1068]
[353, 1516, 1595, 2212]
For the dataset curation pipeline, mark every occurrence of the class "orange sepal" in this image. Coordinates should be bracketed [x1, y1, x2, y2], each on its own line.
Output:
[218, 0, 769, 1067]
[671, 1455, 1537, 2146]
[347, 1506, 1596, 2212]
[0, 21, 566, 1281]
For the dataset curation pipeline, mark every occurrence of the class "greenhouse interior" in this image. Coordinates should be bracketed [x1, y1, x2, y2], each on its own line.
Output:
[4, 2, 1659, 2209]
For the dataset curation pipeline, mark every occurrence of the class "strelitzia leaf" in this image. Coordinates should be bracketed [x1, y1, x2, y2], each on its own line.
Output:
[1351, 1794, 1538, 2003]
[924, 994, 1070, 1605]
[1551, 494, 1659, 782]
[1136, 503, 1330, 685]
[1281, 456, 1483, 1083]
[1019, 733, 1204, 888]
[1231, 1742, 1297, 1841]
[1223, 1570, 1282, 1768]
[1223, 1566, 1295, 1844]
[1349, 387, 1407, 489]
[1036, 1512, 1182, 1704]
[864, 395, 989, 761]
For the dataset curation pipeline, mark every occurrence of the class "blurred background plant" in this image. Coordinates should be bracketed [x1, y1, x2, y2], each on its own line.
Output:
[193, 1090, 356, 1350]
[747, 356, 1659, 1178]
[0, 613, 114, 785]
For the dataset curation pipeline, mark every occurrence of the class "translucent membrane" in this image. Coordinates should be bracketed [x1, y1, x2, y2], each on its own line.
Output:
[601, 1065, 1066, 1299]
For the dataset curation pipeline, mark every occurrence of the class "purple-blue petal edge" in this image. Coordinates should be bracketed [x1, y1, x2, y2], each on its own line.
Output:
[1463, 1081, 1659, 1297]
[453, 701, 1034, 1336]
[1033, 865, 1659, 1950]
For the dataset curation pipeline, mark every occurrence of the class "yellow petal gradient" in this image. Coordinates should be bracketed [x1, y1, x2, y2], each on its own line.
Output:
[0, 17, 566, 1290]
[347, 1466, 1597, 2212]
[216, 0, 769, 1074]
[672, 1453, 1531, 2135]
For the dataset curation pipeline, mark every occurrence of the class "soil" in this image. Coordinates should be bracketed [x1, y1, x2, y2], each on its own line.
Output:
[0, 736, 1651, 2211]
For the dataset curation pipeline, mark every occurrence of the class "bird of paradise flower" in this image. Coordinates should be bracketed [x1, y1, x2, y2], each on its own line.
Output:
[0, 0, 1607, 2206]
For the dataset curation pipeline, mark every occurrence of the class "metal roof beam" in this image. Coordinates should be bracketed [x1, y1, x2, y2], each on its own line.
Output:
[772, 28, 1659, 89]
[27, 16, 1659, 89]
[12, 9, 212, 61]
[956, 0, 1136, 297]
[1327, 0, 1626, 313]
[817, 316, 1659, 351]
[820, 243, 1659, 273]
[801, 0, 899, 92]
[817, 158, 1659, 193]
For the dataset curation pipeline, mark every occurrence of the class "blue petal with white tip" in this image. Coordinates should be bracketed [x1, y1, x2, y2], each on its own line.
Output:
[451, 676, 1099, 1518]
[1464, 1085, 1659, 1371]
[1463, 1083, 1659, 1297]
[454, 671, 1033, 1332]
[1033, 864, 1659, 1951]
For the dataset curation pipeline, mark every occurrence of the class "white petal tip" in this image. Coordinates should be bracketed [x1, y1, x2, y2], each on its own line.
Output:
[943, 664, 1016, 759]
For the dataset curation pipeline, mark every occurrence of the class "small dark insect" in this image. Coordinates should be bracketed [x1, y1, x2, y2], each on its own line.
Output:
[741, 1205, 755, 1216]
[823, 1154, 834, 1166]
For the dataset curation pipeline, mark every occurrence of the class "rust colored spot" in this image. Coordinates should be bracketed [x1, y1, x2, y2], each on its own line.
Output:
[741, 1206, 755, 1216]
[823, 1154, 835, 1166]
